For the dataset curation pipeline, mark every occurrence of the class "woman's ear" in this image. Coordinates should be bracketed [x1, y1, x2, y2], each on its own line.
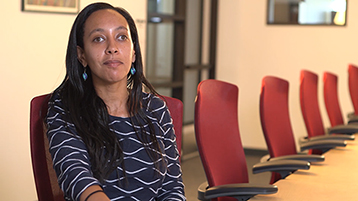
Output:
[77, 46, 87, 67]
[132, 50, 136, 63]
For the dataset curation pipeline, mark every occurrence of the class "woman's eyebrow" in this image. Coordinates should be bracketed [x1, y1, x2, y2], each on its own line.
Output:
[88, 26, 128, 36]
[115, 26, 128, 32]
[88, 28, 104, 36]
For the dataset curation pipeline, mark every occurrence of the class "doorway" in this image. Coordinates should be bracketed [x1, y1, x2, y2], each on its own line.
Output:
[146, 0, 218, 159]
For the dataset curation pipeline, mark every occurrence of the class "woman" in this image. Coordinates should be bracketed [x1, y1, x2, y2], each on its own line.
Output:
[46, 2, 185, 201]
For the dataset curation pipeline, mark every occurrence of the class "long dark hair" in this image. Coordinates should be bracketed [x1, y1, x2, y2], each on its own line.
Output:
[50, 2, 163, 183]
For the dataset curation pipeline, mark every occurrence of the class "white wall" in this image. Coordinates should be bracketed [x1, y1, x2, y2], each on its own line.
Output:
[0, 1, 146, 200]
[216, 0, 358, 150]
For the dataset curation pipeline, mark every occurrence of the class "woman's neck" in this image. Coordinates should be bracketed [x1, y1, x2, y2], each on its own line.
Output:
[94, 84, 130, 117]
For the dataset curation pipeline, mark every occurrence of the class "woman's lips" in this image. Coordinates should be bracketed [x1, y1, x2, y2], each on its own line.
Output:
[104, 60, 122, 67]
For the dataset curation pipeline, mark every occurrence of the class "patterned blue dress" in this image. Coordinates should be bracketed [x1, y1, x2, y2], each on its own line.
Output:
[46, 92, 185, 201]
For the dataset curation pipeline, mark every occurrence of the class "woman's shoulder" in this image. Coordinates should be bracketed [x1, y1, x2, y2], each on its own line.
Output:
[49, 90, 61, 101]
[142, 92, 167, 112]
[46, 90, 69, 119]
[47, 91, 64, 108]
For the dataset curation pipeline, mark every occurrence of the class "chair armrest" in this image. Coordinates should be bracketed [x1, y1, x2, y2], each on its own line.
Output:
[299, 135, 354, 142]
[348, 115, 358, 124]
[347, 112, 357, 119]
[198, 181, 277, 201]
[300, 139, 347, 152]
[268, 154, 324, 162]
[252, 159, 310, 179]
[328, 124, 358, 135]
[259, 154, 271, 163]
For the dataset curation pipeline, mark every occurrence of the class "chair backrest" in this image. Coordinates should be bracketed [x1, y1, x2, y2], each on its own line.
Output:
[161, 96, 184, 160]
[195, 79, 249, 190]
[260, 76, 298, 184]
[323, 72, 345, 127]
[348, 64, 358, 115]
[260, 76, 298, 158]
[299, 70, 326, 138]
[30, 94, 183, 201]
[30, 94, 64, 201]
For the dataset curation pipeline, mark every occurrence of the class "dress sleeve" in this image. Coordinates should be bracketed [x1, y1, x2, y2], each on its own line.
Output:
[155, 99, 186, 200]
[46, 95, 101, 201]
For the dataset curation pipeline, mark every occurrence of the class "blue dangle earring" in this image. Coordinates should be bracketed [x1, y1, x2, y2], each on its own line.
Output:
[82, 67, 88, 81]
[130, 64, 136, 75]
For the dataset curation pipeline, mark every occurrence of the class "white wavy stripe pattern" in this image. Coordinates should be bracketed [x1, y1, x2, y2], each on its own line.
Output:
[46, 92, 185, 200]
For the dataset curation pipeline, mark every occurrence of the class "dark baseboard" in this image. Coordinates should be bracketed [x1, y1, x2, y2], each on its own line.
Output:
[244, 148, 268, 156]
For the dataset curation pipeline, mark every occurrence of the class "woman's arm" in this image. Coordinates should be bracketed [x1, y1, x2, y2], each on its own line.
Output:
[46, 96, 108, 201]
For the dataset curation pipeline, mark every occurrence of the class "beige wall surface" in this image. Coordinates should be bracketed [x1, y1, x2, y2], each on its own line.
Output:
[216, 0, 358, 149]
[0, 0, 146, 200]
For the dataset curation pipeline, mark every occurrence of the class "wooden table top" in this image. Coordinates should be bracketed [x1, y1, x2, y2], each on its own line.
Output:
[249, 140, 358, 200]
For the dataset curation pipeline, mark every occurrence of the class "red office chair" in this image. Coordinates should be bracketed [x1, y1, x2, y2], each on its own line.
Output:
[30, 94, 183, 201]
[323, 72, 344, 127]
[259, 76, 333, 184]
[323, 71, 358, 127]
[161, 96, 184, 161]
[300, 70, 357, 137]
[194, 79, 314, 201]
[30, 94, 63, 201]
[348, 64, 358, 121]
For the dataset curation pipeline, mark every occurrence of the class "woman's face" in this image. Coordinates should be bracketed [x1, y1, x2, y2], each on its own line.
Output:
[77, 9, 135, 87]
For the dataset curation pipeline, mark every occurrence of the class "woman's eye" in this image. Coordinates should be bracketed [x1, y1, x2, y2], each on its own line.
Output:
[93, 37, 104, 42]
[118, 35, 128, 41]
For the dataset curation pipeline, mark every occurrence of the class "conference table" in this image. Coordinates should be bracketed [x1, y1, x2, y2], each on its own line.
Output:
[249, 139, 358, 200]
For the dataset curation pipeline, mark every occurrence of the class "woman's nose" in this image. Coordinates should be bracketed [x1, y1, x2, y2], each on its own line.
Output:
[106, 48, 118, 54]
[106, 40, 118, 54]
